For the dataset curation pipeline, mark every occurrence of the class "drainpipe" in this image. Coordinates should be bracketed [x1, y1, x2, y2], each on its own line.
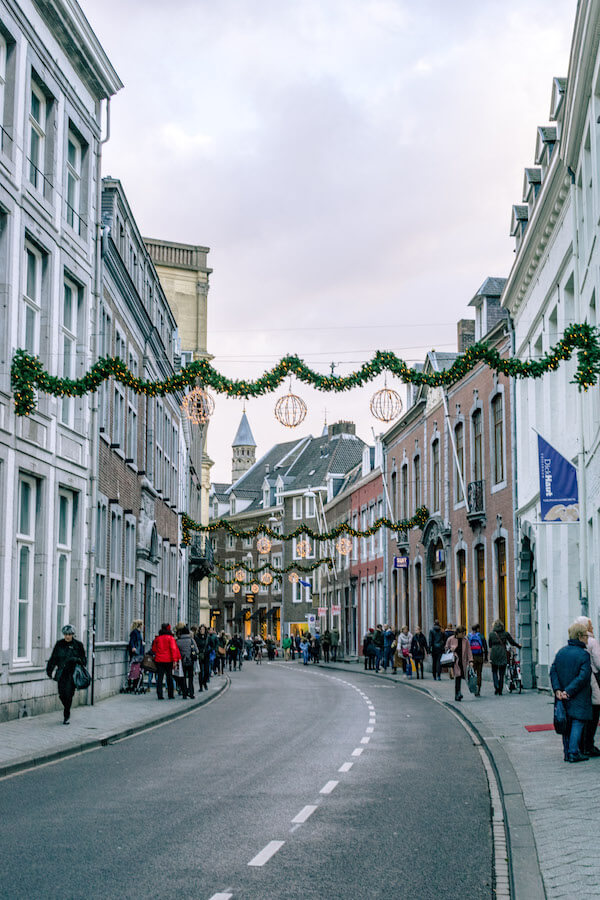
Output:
[87, 98, 111, 705]
[567, 165, 589, 621]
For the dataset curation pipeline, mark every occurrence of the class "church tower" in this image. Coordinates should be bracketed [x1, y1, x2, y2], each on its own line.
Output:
[232, 412, 256, 482]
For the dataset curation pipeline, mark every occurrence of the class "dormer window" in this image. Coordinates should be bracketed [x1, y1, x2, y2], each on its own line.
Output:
[230, 495, 236, 515]
[263, 487, 270, 509]
[275, 477, 283, 506]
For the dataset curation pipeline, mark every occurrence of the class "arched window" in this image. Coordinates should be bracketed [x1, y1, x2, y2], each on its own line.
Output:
[472, 409, 483, 482]
[492, 394, 504, 484]
[496, 538, 507, 624]
[413, 455, 421, 510]
[455, 422, 464, 502]
[431, 439, 440, 512]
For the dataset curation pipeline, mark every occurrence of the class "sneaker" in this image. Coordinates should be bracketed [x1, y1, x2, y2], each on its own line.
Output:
[567, 752, 589, 763]
[585, 746, 600, 757]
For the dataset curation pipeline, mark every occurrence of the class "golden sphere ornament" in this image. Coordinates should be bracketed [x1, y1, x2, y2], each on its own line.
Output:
[261, 572, 273, 585]
[181, 385, 215, 424]
[274, 390, 307, 428]
[232, 583, 241, 593]
[296, 539, 311, 558]
[257, 536, 271, 555]
[336, 536, 352, 556]
[251, 583, 260, 593]
[370, 387, 403, 423]
[288, 572, 299, 584]
[235, 569, 246, 582]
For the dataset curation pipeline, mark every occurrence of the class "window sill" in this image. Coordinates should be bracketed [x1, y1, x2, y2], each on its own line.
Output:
[490, 480, 507, 495]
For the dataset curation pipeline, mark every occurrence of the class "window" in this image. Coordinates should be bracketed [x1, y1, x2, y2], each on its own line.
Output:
[455, 422, 464, 503]
[472, 409, 483, 482]
[369, 505, 376, 558]
[378, 499, 384, 554]
[108, 509, 122, 641]
[56, 490, 74, 637]
[293, 497, 302, 519]
[476, 545, 485, 633]
[492, 395, 504, 484]
[401, 464, 408, 519]
[413, 455, 421, 511]
[496, 538, 507, 625]
[227, 534, 235, 550]
[124, 519, 136, 628]
[229, 496, 236, 515]
[126, 350, 138, 462]
[391, 471, 397, 519]
[432, 439, 440, 512]
[415, 562, 423, 628]
[28, 80, 46, 190]
[352, 512, 358, 562]
[65, 130, 81, 231]
[457, 549, 467, 628]
[275, 480, 283, 506]
[22, 242, 42, 354]
[155, 401, 163, 490]
[263, 486, 270, 509]
[16, 475, 37, 660]
[360, 509, 367, 560]
[0, 34, 6, 145]
[292, 574, 312, 604]
[305, 494, 316, 518]
[61, 278, 80, 426]
[99, 307, 112, 433]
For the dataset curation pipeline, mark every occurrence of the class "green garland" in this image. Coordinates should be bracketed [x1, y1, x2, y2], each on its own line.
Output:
[181, 508, 429, 545]
[215, 558, 334, 575]
[10, 323, 600, 416]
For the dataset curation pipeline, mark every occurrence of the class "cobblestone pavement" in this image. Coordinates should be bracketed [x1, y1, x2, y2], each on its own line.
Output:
[321, 661, 598, 900]
[0, 675, 228, 777]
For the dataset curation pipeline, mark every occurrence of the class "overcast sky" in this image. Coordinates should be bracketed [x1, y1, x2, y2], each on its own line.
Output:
[84, 0, 576, 484]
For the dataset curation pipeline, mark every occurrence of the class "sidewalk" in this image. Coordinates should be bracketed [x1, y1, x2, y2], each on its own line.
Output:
[0, 677, 229, 779]
[320, 660, 598, 900]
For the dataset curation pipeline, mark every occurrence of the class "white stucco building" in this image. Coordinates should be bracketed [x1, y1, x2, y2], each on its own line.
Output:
[502, 0, 600, 687]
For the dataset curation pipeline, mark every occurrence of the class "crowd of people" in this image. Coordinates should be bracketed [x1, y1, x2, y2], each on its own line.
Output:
[360, 620, 521, 701]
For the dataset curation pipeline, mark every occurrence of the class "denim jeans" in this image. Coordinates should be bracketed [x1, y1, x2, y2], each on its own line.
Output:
[374, 648, 383, 671]
[383, 647, 394, 670]
[563, 717, 585, 757]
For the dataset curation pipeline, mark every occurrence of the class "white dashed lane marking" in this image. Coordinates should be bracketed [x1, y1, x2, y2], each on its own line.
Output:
[248, 841, 285, 867]
[209, 894, 233, 900]
[352, 747, 364, 757]
[366, 726, 374, 733]
[360, 736, 371, 744]
[292, 805, 318, 824]
[320, 780, 339, 795]
[338, 762, 353, 772]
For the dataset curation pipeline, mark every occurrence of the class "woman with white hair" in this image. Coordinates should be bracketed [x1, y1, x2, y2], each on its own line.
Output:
[550, 621, 592, 763]
[575, 616, 600, 757]
[46, 625, 87, 724]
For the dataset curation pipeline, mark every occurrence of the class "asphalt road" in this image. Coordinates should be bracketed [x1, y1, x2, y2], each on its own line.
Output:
[0, 663, 493, 900]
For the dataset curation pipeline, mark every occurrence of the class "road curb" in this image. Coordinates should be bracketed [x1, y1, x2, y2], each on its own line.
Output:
[0, 677, 229, 780]
[317, 662, 546, 900]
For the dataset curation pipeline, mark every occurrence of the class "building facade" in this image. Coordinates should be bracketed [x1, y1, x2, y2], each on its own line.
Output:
[0, 0, 121, 719]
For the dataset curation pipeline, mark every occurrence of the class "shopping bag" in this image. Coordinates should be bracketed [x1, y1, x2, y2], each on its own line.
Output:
[142, 652, 157, 672]
[467, 666, 478, 694]
[554, 699, 568, 734]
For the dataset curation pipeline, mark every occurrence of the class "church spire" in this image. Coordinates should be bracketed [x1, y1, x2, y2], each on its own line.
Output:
[232, 412, 256, 482]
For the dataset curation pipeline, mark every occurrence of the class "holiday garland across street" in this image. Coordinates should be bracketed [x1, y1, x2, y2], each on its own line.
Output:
[10, 322, 600, 417]
[215, 558, 335, 575]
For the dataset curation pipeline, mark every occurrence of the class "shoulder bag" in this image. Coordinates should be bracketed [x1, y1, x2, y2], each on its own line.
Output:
[73, 663, 92, 690]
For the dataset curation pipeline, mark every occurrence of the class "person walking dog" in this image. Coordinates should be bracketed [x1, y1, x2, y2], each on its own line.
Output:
[46, 624, 87, 724]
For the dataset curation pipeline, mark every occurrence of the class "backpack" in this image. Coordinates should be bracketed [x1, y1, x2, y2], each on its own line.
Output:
[469, 632, 483, 655]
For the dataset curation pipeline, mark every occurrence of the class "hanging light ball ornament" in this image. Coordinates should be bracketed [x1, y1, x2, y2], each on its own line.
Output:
[257, 536, 271, 555]
[336, 536, 353, 556]
[232, 583, 241, 594]
[288, 572, 299, 584]
[274, 390, 307, 428]
[235, 569, 245, 582]
[370, 387, 403, 423]
[251, 582, 260, 593]
[296, 539, 311, 558]
[181, 385, 215, 424]
[261, 572, 273, 586]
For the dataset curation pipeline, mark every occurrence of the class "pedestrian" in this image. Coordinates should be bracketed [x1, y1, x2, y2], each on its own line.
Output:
[550, 621, 592, 763]
[443, 623, 455, 679]
[312, 631, 321, 663]
[429, 619, 445, 681]
[216, 630, 227, 674]
[410, 626, 428, 679]
[373, 624, 384, 672]
[467, 623, 488, 696]
[127, 619, 145, 691]
[233, 633, 244, 669]
[208, 627, 218, 674]
[399, 625, 413, 678]
[253, 633, 263, 663]
[330, 626, 340, 661]
[151, 623, 181, 700]
[488, 619, 520, 695]
[322, 629, 331, 663]
[445, 625, 473, 701]
[176, 625, 197, 698]
[300, 635, 310, 665]
[383, 624, 394, 672]
[362, 629, 375, 670]
[574, 616, 600, 757]
[195, 623, 210, 692]
[282, 633, 292, 661]
[265, 633, 276, 662]
[46, 624, 87, 724]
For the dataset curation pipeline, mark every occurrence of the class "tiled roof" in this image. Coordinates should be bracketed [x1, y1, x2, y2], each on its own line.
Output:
[228, 439, 305, 494]
[473, 276, 507, 298]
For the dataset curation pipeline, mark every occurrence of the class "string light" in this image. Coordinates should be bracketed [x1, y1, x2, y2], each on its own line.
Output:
[296, 539, 311, 558]
[256, 536, 271, 554]
[336, 537, 352, 556]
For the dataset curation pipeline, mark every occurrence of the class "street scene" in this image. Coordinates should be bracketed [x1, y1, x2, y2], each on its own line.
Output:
[1, 0, 600, 897]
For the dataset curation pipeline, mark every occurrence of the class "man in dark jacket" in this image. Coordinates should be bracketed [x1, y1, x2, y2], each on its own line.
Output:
[330, 627, 340, 661]
[550, 621, 592, 763]
[429, 620, 445, 681]
[382, 624, 394, 672]
[46, 624, 87, 724]
[372, 624, 384, 673]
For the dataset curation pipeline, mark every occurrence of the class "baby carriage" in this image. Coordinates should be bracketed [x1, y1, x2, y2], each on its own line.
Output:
[121, 655, 145, 693]
[507, 647, 523, 694]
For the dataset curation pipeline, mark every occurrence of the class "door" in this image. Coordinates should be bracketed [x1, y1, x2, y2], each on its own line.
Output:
[433, 577, 446, 625]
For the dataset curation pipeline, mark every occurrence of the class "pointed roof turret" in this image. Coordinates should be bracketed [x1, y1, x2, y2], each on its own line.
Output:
[232, 412, 256, 447]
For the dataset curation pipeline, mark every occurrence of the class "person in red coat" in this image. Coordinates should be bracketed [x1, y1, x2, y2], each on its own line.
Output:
[151, 623, 181, 700]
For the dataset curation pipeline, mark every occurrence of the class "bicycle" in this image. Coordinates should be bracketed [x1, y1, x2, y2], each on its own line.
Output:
[507, 647, 523, 693]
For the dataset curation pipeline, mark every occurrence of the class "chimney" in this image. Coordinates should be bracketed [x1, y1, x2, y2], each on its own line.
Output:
[327, 421, 356, 439]
[457, 319, 475, 352]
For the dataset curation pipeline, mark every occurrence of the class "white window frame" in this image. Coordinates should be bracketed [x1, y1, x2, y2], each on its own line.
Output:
[293, 496, 302, 519]
[61, 277, 79, 427]
[108, 508, 123, 641]
[22, 242, 42, 355]
[227, 533, 235, 550]
[99, 307, 112, 434]
[124, 517, 136, 627]
[56, 488, 74, 638]
[0, 34, 6, 136]
[305, 495, 316, 518]
[126, 349, 138, 462]
[15, 474, 37, 662]
[28, 79, 46, 191]
[65, 129, 81, 231]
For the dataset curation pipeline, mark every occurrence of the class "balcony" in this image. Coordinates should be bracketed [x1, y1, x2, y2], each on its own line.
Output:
[467, 480, 486, 527]
[189, 537, 214, 580]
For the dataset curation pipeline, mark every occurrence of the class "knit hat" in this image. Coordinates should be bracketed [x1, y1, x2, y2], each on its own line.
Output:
[62, 624, 75, 635]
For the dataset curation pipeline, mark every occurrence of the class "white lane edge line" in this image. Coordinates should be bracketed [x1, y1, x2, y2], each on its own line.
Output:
[338, 762, 353, 772]
[320, 780, 339, 795]
[352, 747, 364, 756]
[208, 894, 233, 900]
[291, 804, 318, 824]
[248, 840, 285, 867]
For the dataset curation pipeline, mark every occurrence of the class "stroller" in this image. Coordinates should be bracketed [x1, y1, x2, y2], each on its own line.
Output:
[507, 647, 523, 694]
[121, 655, 146, 693]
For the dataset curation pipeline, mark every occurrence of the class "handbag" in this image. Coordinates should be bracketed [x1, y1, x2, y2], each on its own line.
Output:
[142, 652, 157, 672]
[73, 663, 91, 690]
[553, 698, 568, 735]
[172, 660, 183, 679]
[217, 645, 226, 656]
[193, 659, 200, 675]
[467, 666, 478, 694]
[440, 649, 455, 668]
[401, 647, 410, 658]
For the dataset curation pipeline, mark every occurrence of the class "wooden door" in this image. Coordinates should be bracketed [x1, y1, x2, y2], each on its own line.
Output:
[433, 577, 446, 625]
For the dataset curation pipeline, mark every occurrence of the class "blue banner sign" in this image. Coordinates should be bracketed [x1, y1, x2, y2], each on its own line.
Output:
[538, 435, 579, 523]
[394, 556, 409, 568]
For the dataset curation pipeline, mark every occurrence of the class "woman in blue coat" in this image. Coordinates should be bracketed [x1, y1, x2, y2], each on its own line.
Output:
[550, 621, 592, 763]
